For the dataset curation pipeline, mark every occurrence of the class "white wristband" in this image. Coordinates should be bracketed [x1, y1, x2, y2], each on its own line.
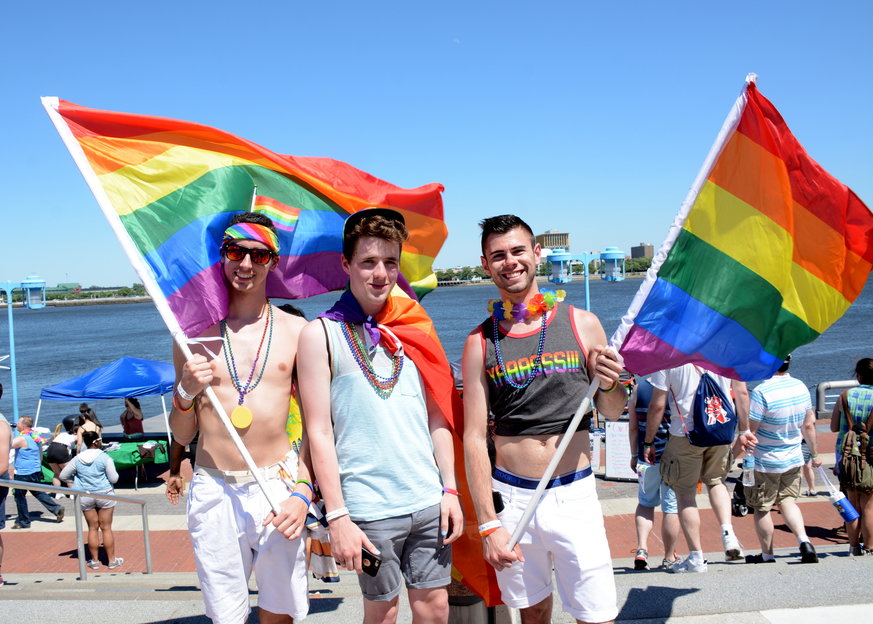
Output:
[325, 506, 350, 522]
[738, 429, 751, 436]
[176, 382, 195, 402]
[478, 520, 502, 534]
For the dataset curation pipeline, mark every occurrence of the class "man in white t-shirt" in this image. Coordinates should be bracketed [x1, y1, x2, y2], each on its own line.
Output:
[644, 364, 755, 573]
[745, 355, 820, 564]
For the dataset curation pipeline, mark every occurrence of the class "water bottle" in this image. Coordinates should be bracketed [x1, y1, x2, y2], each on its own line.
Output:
[815, 465, 861, 523]
[636, 461, 650, 494]
[829, 491, 861, 523]
[741, 455, 755, 487]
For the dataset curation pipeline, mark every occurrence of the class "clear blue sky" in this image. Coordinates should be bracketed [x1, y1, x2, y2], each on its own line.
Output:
[2, 1, 870, 287]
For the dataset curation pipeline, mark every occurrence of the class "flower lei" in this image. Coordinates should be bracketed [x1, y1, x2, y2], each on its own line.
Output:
[488, 289, 566, 323]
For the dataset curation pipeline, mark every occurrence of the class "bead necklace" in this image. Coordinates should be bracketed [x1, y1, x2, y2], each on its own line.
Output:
[488, 289, 565, 323]
[340, 321, 404, 399]
[493, 309, 549, 390]
[221, 301, 273, 428]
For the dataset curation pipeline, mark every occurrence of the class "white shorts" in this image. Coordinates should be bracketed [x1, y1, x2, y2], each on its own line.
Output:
[492, 469, 617, 623]
[187, 469, 308, 623]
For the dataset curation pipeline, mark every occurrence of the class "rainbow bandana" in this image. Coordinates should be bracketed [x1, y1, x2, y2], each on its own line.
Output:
[222, 222, 280, 254]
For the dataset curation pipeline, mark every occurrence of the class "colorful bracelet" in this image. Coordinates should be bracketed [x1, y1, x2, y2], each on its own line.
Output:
[480, 527, 500, 538]
[296, 479, 315, 495]
[325, 506, 349, 522]
[478, 520, 502, 535]
[599, 380, 619, 393]
[442, 487, 460, 496]
[289, 492, 310, 507]
[173, 393, 194, 413]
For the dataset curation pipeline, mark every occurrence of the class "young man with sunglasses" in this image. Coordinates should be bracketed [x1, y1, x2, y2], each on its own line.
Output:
[170, 212, 314, 624]
[298, 208, 462, 624]
[462, 215, 626, 624]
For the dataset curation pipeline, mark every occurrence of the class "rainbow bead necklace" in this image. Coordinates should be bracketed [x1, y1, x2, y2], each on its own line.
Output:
[340, 321, 404, 399]
[221, 301, 273, 427]
[493, 310, 548, 390]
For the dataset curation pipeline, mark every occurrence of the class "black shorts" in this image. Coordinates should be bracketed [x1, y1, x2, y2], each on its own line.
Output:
[45, 442, 72, 464]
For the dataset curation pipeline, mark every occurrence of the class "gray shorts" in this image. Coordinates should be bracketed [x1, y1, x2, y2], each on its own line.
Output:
[80, 490, 117, 511]
[354, 503, 451, 601]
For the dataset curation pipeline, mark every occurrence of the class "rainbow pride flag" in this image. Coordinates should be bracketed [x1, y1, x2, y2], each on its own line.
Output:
[42, 98, 446, 338]
[613, 77, 873, 381]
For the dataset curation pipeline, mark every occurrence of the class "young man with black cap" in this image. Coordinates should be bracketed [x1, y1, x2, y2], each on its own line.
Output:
[299, 207, 463, 624]
[462, 214, 626, 624]
[170, 212, 313, 624]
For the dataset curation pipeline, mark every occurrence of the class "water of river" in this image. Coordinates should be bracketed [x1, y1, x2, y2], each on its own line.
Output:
[1, 276, 869, 432]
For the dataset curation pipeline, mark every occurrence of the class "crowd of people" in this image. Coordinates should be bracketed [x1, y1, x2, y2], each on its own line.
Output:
[1, 211, 870, 624]
[0, 400, 131, 579]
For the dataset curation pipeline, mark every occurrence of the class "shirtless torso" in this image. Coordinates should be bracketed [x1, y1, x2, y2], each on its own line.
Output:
[171, 304, 305, 470]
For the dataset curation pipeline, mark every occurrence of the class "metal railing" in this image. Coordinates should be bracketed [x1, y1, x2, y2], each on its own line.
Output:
[815, 379, 858, 417]
[0, 479, 152, 580]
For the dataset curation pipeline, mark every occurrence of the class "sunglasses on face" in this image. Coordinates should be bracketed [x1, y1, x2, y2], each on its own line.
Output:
[222, 244, 276, 265]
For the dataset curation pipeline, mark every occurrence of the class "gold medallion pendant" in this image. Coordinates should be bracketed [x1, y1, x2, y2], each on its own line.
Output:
[231, 405, 253, 429]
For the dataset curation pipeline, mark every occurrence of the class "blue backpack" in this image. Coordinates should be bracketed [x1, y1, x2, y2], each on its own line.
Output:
[686, 370, 735, 447]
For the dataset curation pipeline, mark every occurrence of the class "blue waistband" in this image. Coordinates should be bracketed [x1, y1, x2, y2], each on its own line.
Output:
[492, 465, 592, 490]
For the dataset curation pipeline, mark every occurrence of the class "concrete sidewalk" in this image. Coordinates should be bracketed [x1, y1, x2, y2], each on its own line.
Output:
[4, 423, 870, 622]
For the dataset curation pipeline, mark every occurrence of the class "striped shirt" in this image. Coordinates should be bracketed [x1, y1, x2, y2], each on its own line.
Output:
[750, 374, 811, 473]
[836, 385, 873, 453]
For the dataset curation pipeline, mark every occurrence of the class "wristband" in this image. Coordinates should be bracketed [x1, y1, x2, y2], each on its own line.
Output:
[289, 492, 310, 507]
[296, 479, 315, 495]
[739, 429, 751, 436]
[643, 442, 654, 448]
[811, 453, 818, 458]
[478, 520, 502, 535]
[176, 382, 195, 402]
[599, 380, 618, 393]
[173, 393, 194, 413]
[325, 506, 349, 522]
[480, 527, 500, 537]
[442, 487, 460, 496]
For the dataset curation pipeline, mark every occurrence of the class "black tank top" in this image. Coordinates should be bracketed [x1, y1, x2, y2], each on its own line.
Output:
[480, 303, 593, 436]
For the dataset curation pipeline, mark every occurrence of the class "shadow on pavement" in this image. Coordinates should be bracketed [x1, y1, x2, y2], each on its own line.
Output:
[618, 585, 699, 621]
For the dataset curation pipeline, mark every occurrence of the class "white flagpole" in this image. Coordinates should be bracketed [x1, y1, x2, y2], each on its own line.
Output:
[611, 74, 755, 349]
[507, 382, 599, 550]
[42, 98, 283, 514]
[508, 74, 758, 550]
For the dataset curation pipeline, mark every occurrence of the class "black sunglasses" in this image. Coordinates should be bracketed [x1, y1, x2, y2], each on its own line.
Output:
[222, 243, 276, 265]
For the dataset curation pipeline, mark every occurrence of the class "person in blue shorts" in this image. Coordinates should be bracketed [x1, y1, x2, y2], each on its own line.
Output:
[628, 377, 680, 570]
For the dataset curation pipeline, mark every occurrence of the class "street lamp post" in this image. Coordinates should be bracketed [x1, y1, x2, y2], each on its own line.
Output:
[1, 276, 46, 420]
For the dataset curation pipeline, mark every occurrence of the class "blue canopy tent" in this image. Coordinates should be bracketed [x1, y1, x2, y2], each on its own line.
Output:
[35, 357, 174, 441]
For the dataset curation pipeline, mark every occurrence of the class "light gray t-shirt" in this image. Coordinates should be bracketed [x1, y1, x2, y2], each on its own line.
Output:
[325, 319, 442, 522]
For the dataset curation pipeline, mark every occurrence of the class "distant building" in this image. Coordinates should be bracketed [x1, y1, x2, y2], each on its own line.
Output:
[631, 242, 653, 259]
[536, 230, 569, 249]
[46, 283, 82, 295]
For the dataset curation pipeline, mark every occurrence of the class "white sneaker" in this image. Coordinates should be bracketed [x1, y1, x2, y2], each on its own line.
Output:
[723, 533, 744, 561]
[669, 557, 708, 573]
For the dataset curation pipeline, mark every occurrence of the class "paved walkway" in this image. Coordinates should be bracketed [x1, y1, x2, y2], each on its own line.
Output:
[3, 424, 871, 622]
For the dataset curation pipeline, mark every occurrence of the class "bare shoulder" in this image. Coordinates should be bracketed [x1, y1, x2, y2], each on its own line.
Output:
[273, 307, 307, 335]
[570, 306, 607, 347]
[299, 317, 326, 345]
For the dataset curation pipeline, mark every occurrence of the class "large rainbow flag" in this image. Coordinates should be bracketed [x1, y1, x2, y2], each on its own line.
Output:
[42, 98, 446, 339]
[613, 77, 873, 381]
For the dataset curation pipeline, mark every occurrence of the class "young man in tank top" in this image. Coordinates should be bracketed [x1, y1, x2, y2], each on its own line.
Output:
[170, 212, 313, 624]
[462, 215, 627, 624]
[298, 208, 463, 624]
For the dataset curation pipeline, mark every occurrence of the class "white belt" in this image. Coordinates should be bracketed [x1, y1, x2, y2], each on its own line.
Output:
[195, 462, 283, 485]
